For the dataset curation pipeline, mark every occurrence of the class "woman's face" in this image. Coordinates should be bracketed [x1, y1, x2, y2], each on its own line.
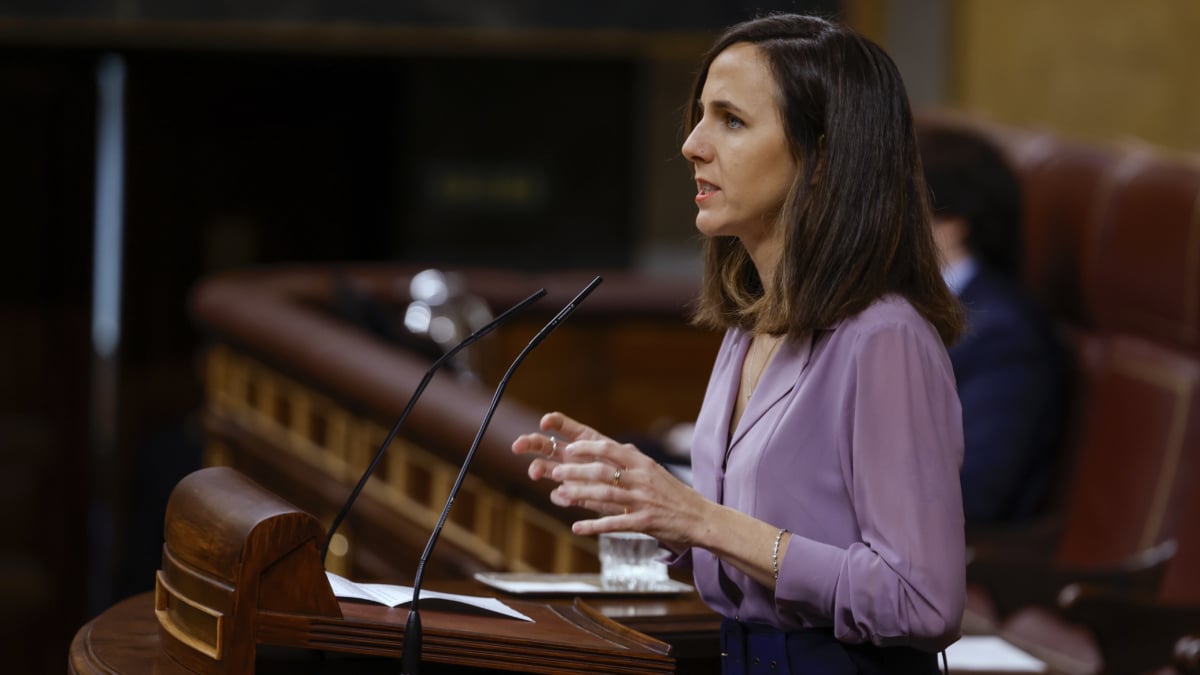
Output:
[682, 42, 798, 257]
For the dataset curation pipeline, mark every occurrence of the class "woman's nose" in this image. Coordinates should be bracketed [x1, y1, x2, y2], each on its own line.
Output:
[681, 126, 710, 163]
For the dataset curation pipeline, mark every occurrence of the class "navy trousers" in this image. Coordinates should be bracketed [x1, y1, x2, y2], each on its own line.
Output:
[720, 619, 938, 675]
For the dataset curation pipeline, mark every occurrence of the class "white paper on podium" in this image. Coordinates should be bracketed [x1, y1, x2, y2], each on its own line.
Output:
[945, 636, 1047, 672]
[479, 578, 599, 594]
[325, 572, 534, 622]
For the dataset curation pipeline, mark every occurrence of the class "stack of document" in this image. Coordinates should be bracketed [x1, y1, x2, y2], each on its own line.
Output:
[946, 636, 1047, 672]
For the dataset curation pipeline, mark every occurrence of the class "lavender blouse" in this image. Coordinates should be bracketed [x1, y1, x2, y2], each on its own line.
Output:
[684, 295, 965, 652]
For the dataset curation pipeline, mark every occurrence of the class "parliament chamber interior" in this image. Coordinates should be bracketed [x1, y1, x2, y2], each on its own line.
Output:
[3, 1, 1200, 673]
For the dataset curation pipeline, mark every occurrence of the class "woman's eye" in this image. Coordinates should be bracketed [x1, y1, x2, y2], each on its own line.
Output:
[725, 114, 745, 129]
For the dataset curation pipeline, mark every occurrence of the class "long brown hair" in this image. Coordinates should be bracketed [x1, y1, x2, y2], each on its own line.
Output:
[689, 14, 963, 344]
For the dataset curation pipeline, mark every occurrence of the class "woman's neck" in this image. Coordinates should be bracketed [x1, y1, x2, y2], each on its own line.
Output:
[746, 238, 782, 290]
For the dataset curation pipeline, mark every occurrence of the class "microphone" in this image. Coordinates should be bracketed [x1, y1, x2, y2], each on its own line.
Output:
[401, 275, 603, 675]
[319, 286, 547, 564]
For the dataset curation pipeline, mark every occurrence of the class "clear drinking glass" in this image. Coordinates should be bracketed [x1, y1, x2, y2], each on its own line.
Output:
[598, 532, 668, 591]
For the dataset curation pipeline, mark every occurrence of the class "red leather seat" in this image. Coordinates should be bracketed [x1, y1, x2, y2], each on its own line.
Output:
[1022, 142, 1120, 328]
[1086, 153, 1200, 353]
[1002, 444, 1200, 674]
[967, 333, 1200, 610]
[972, 151, 1200, 673]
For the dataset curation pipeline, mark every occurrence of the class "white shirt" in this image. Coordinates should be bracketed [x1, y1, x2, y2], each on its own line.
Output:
[942, 256, 979, 297]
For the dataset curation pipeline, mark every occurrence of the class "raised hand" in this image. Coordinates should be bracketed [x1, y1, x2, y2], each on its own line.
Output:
[512, 412, 709, 552]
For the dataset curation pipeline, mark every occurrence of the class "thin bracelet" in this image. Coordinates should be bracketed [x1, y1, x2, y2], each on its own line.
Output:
[772, 528, 788, 580]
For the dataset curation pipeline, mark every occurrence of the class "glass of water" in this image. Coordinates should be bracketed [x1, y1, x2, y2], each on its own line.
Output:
[598, 532, 668, 591]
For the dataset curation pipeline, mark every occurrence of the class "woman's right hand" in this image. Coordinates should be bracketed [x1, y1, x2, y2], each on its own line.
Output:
[511, 411, 615, 482]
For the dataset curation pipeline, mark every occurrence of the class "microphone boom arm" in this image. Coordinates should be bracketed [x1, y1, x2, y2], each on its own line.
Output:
[401, 275, 603, 674]
[320, 287, 547, 564]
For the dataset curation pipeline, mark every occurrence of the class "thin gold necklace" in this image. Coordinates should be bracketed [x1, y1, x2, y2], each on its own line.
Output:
[742, 335, 782, 401]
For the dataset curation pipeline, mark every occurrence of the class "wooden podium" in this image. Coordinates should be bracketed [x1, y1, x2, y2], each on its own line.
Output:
[80, 466, 675, 674]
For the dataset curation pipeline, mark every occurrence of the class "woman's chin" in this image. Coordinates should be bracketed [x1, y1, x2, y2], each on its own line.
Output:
[694, 216, 734, 239]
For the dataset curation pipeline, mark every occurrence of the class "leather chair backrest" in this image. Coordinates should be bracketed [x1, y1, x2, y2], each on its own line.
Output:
[1086, 153, 1200, 353]
[1156, 445, 1200, 603]
[1055, 334, 1200, 567]
[1022, 142, 1121, 328]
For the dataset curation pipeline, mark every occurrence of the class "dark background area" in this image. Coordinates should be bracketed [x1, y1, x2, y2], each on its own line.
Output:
[1, 0, 835, 30]
[0, 1, 838, 672]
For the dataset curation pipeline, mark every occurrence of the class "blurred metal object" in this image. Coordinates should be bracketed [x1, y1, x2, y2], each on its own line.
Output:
[1177, 634, 1200, 673]
[88, 52, 127, 618]
[403, 269, 494, 382]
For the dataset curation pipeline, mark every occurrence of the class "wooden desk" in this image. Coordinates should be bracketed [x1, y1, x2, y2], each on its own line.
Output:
[69, 592, 532, 674]
[70, 589, 723, 674]
[588, 592, 722, 661]
[457, 580, 723, 673]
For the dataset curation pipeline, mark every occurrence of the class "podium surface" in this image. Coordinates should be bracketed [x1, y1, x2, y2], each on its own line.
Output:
[71, 591, 703, 674]
[70, 593, 390, 675]
[84, 466, 695, 674]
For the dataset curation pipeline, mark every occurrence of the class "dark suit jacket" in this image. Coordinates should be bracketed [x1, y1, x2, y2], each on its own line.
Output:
[950, 267, 1068, 524]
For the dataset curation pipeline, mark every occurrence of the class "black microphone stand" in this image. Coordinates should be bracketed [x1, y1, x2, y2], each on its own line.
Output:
[401, 276, 603, 675]
[320, 287, 547, 565]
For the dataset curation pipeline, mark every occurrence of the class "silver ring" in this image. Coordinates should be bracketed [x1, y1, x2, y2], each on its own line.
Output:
[549, 436, 558, 457]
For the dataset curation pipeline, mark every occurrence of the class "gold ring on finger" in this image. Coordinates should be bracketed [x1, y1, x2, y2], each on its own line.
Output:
[612, 469, 622, 487]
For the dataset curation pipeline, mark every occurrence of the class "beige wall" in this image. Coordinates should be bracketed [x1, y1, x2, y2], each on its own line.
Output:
[847, 0, 1200, 152]
[949, 0, 1200, 152]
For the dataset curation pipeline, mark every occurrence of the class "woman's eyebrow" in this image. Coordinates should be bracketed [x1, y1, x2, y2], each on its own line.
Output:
[699, 98, 749, 117]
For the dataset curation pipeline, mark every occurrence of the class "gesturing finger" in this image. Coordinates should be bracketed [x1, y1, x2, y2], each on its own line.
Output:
[549, 488, 628, 517]
[511, 432, 561, 459]
[557, 439, 652, 475]
[541, 412, 611, 444]
[526, 456, 563, 481]
[552, 470, 635, 511]
[551, 460, 630, 486]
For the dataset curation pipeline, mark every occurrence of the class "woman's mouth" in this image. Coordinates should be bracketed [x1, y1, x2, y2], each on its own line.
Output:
[696, 180, 720, 203]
